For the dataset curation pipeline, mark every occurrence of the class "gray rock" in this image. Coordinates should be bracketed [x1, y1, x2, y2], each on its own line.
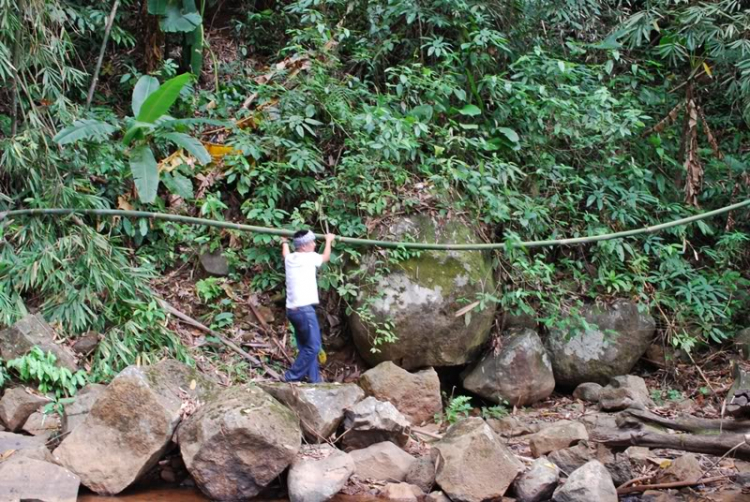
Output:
[578, 412, 618, 441]
[380, 482, 424, 501]
[0, 387, 49, 431]
[659, 453, 702, 483]
[405, 456, 435, 493]
[0, 456, 80, 502]
[342, 397, 410, 450]
[599, 375, 654, 411]
[625, 446, 651, 466]
[288, 445, 354, 502]
[349, 441, 416, 482]
[528, 421, 588, 457]
[426, 492, 452, 502]
[434, 417, 523, 502]
[546, 300, 656, 387]
[62, 383, 107, 435]
[178, 384, 301, 500]
[260, 382, 364, 442]
[73, 331, 100, 355]
[359, 362, 442, 424]
[22, 410, 61, 437]
[736, 328, 750, 360]
[349, 215, 496, 369]
[0, 314, 78, 372]
[572, 383, 602, 403]
[0, 431, 51, 462]
[199, 250, 229, 276]
[463, 329, 555, 407]
[548, 443, 592, 476]
[54, 360, 215, 495]
[487, 416, 539, 438]
[515, 457, 560, 502]
[552, 460, 617, 502]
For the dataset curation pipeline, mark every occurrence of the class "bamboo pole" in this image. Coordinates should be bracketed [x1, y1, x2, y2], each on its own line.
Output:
[0, 197, 749, 251]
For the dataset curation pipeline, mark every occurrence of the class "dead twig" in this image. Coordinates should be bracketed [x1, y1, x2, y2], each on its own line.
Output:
[616, 475, 726, 495]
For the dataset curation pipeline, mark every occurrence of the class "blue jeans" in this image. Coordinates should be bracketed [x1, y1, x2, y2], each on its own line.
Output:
[284, 305, 322, 383]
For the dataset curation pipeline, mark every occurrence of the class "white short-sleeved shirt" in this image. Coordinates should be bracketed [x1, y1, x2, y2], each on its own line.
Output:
[285, 252, 324, 309]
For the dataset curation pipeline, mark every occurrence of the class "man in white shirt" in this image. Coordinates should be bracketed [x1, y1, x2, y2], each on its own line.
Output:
[280, 230, 335, 383]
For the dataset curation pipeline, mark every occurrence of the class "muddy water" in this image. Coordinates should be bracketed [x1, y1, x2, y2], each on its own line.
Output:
[78, 486, 379, 502]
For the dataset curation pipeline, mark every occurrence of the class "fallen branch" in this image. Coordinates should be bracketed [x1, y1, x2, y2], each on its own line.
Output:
[598, 428, 750, 460]
[248, 301, 293, 364]
[618, 408, 750, 434]
[157, 298, 281, 380]
[86, 0, 121, 109]
[616, 475, 727, 495]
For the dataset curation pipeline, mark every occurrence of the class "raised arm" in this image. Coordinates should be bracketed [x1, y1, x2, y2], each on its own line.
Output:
[320, 233, 335, 263]
[281, 237, 290, 258]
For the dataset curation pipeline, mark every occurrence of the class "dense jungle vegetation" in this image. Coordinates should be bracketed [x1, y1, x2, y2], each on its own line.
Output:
[0, 0, 749, 390]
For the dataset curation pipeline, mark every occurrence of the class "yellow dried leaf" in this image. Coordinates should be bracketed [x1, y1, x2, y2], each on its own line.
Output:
[235, 116, 257, 130]
[158, 149, 189, 173]
[190, 379, 196, 390]
[703, 62, 712, 77]
[659, 459, 672, 469]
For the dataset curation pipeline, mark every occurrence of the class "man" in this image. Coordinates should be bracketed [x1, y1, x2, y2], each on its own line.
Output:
[280, 230, 335, 383]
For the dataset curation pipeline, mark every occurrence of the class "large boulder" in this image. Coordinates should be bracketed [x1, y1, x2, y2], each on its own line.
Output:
[62, 383, 107, 435]
[259, 382, 364, 442]
[0, 456, 80, 502]
[177, 384, 301, 500]
[348, 215, 496, 369]
[546, 300, 656, 388]
[0, 314, 78, 372]
[287, 445, 354, 502]
[514, 457, 560, 502]
[53, 360, 215, 495]
[463, 329, 555, 407]
[434, 417, 523, 502]
[342, 397, 411, 450]
[552, 460, 617, 502]
[349, 441, 416, 482]
[0, 387, 49, 431]
[0, 431, 52, 462]
[359, 362, 442, 424]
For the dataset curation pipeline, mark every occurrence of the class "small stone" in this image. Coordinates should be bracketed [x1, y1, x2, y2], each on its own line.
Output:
[670, 398, 695, 413]
[528, 421, 588, 457]
[288, 445, 355, 502]
[599, 375, 654, 411]
[625, 446, 651, 466]
[487, 416, 538, 438]
[380, 482, 424, 501]
[359, 361, 442, 424]
[514, 457, 560, 502]
[405, 456, 435, 493]
[552, 460, 617, 502]
[342, 397, 410, 450]
[548, 443, 592, 476]
[73, 331, 100, 355]
[572, 383, 602, 403]
[199, 250, 229, 276]
[0, 387, 49, 432]
[434, 418, 523, 502]
[736, 328, 750, 360]
[425, 491, 451, 502]
[349, 441, 416, 483]
[22, 410, 61, 437]
[160, 468, 177, 483]
[641, 489, 683, 502]
[659, 453, 702, 483]
[0, 456, 80, 502]
[578, 413, 618, 441]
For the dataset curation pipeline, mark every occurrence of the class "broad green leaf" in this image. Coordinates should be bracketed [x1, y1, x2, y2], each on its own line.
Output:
[187, 25, 204, 76]
[164, 132, 211, 164]
[458, 104, 481, 116]
[53, 120, 116, 145]
[136, 73, 192, 124]
[497, 127, 520, 143]
[158, 117, 228, 129]
[162, 171, 194, 199]
[122, 122, 155, 146]
[147, 0, 167, 15]
[160, 4, 202, 33]
[132, 76, 160, 117]
[130, 145, 160, 204]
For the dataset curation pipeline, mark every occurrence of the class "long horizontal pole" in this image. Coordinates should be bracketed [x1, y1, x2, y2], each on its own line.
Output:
[1, 199, 748, 250]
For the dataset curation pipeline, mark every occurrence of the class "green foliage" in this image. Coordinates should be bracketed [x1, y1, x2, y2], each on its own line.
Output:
[435, 394, 473, 425]
[6, 347, 87, 398]
[481, 403, 511, 420]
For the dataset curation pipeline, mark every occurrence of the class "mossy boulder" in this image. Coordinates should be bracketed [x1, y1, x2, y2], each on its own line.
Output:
[546, 300, 656, 388]
[349, 215, 496, 370]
